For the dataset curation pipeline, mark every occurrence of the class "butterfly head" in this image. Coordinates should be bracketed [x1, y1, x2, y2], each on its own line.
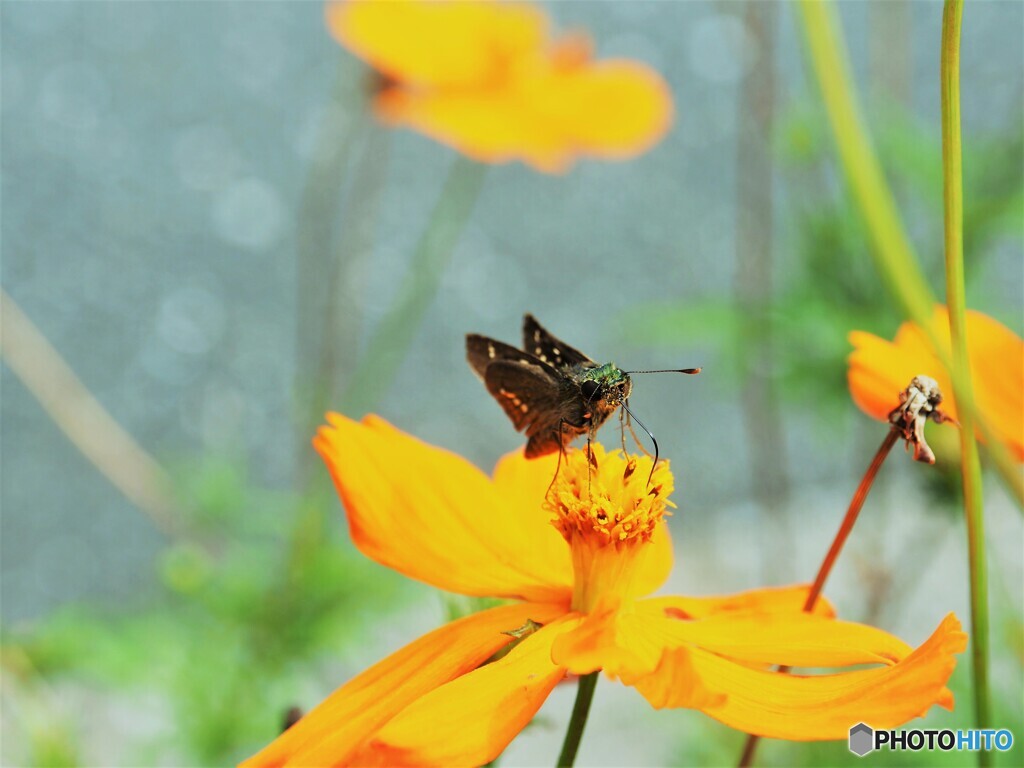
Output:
[578, 363, 632, 410]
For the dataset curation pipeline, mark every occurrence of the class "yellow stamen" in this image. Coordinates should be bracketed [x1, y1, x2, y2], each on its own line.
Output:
[545, 444, 674, 612]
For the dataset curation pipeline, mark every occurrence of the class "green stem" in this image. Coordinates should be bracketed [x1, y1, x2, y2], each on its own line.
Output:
[342, 156, 487, 415]
[735, 0, 791, 584]
[796, 0, 1024, 510]
[796, 0, 935, 328]
[556, 672, 598, 768]
[940, 1, 991, 756]
[297, 125, 391, 492]
[294, 59, 364, 475]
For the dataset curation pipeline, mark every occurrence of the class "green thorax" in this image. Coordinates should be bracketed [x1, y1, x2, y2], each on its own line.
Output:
[576, 362, 633, 403]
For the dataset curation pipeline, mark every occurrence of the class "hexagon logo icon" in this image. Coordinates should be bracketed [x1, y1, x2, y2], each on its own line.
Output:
[849, 723, 875, 757]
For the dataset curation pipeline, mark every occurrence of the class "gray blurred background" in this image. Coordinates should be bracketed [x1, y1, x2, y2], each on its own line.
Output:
[2, 2, 1022, 766]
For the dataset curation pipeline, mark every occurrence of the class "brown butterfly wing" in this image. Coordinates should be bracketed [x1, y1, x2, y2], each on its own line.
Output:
[482, 360, 565, 456]
[466, 333, 559, 380]
[522, 314, 594, 370]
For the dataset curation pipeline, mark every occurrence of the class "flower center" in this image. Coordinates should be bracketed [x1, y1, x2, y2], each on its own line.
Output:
[545, 444, 674, 612]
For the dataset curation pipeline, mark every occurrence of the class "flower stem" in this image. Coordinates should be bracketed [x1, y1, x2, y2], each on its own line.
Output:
[738, 428, 899, 767]
[940, 0, 991, 756]
[295, 60, 365, 469]
[0, 289, 180, 536]
[795, 0, 935, 328]
[556, 672, 598, 768]
[735, 0, 791, 584]
[802, 429, 899, 610]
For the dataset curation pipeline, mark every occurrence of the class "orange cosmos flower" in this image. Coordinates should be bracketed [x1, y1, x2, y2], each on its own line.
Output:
[242, 415, 966, 767]
[325, 0, 673, 172]
[848, 306, 1024, 461]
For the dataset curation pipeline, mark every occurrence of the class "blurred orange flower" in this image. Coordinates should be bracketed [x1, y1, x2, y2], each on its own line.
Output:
[241, 415, 965, 767]
[325, 0, 673, 172]
[848, 307, 1024, 461]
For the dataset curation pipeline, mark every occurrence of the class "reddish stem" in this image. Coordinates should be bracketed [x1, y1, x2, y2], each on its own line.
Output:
[803, 428, 899, 611]
[738, 428, 899, 767]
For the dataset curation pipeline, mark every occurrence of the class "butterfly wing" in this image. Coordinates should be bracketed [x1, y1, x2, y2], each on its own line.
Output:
[522, 314, 594, 370]
[482, 360, 565, 457]
[466, 333, 559, 380]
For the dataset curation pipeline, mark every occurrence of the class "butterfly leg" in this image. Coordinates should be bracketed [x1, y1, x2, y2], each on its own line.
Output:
[586, 433, 593, 499]
[545, 419, 569, 499]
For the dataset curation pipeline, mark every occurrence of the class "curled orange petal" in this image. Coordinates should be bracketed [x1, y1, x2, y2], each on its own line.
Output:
[642, 585, 836, 621]
[552, 597, 900, 682]
[630, 613, 967, 740]
[631, 609, 913, 668]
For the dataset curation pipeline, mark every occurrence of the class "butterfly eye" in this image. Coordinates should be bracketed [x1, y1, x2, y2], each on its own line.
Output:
[580, 380, 600, 400]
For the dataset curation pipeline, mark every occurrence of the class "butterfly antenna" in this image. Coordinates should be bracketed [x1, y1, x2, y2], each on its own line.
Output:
[626, 367, 702, 375]
[620, 401, 659, 486]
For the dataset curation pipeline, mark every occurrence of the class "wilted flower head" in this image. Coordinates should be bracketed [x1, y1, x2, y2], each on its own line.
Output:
[848, 306, 1024, 461]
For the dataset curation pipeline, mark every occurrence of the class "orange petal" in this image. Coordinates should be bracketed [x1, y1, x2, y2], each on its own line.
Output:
[847, 328, 945, 422]
[629, 608, 913, 668]
[551, 593, 860, 680]
[526, 58, 673, 160]
[375, 88, 570, 172]
[641, 585, 836, 620]
[348, 615, 580, 767]
[964, 310, 1024, 459]
[375, 53, 673, 172]
[550, 603, 652, 677]
[241, 601, 566, 767]
[490, 449, 576, 588]
[631, 520, 674, 597]
[848, 307, 1024, 459]
[326, 0, 547, 89]
[314, 414, 571, 603]
[630, 614, 967, 740]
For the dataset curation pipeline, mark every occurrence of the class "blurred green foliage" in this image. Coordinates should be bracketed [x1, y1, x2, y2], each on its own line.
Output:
[2, 455, 409, 766]
[618, 101, 1022, 516]
[644, 100, 1024, 766]
[619, 102, 1022, 423]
